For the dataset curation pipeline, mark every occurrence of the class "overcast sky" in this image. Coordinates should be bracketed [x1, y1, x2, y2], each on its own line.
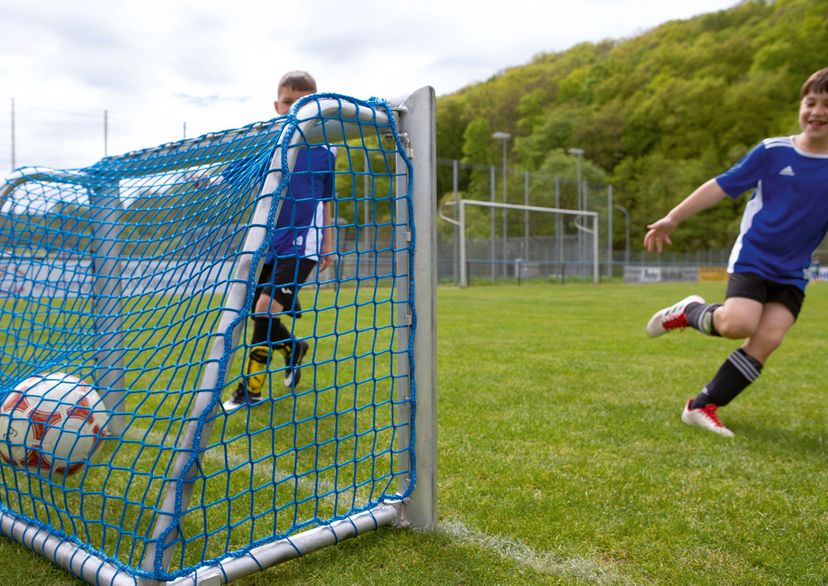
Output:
[1, 0, 740, 170]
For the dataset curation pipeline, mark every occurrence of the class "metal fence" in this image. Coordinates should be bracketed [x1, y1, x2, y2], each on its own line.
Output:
[433, 158, 732, 285]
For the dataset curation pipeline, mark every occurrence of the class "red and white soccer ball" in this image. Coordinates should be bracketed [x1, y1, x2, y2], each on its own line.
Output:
[0, 372, 109, 476]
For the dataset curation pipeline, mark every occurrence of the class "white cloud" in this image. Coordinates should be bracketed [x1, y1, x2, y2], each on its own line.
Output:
[0, 0, 740, 170]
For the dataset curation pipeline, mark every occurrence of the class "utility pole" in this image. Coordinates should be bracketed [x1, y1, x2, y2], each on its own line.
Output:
[10, 98, 16, 171]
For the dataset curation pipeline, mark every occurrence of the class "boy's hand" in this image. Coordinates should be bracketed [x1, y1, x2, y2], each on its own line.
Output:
[318, 242, 334, 271]
[644, 217, 677, 253]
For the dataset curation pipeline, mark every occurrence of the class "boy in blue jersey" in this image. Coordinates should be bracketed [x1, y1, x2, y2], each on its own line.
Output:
[643, 67, 828, 437]
[223, 71, 335, 411]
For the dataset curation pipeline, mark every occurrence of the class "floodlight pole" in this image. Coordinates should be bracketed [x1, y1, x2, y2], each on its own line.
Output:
[452, 159, 460, 284]
[568, 148, 584, 275]
[555, 176, 563, 269]
[607, 185, 613, 279]
[524, 171, 530, 263]
[493, 132, 510, 277]
[568, 148, 584, 209]
[489, 165, 496, 281]
[615, 204, 630, 267]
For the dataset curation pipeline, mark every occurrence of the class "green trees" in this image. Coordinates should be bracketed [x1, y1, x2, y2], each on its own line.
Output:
[436, 0, 828, 251]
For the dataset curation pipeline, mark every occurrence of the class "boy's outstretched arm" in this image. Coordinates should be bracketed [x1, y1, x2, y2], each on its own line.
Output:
[644, 178, 728, 253]
[319, 201, 334, 271]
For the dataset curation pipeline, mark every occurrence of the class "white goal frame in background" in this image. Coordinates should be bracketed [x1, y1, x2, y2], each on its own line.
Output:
[0, 87, 437, 585]
[440, 199, 599, 287]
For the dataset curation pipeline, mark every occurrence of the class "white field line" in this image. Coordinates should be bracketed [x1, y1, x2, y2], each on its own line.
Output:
[439, 518, 641, 585]
[134, 429, 635, 583]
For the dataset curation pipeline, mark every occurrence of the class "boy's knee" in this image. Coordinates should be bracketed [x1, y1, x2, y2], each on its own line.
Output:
[714, 313, 757, 339]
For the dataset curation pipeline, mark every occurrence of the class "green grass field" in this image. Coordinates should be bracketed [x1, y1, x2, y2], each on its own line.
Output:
[1, 281, 826, 585]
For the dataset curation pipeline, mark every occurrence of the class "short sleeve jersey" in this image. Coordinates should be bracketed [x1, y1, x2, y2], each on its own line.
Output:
[716, 136, 828, 290]
[222, 146, 335, 264]
[267, 146, 335, 262]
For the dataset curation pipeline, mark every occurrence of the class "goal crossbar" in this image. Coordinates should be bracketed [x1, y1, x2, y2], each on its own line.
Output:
[442, 198, 599, 286]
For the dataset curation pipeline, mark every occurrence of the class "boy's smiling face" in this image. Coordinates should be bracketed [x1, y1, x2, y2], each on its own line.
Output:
[799, 90, 828, 145]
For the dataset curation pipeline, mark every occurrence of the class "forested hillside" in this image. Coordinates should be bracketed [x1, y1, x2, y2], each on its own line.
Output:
[436, 0, 828, 251]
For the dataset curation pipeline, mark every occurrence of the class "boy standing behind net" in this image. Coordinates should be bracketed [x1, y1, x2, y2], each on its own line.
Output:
[644, 67, 828, 437]
[223, 70, 335, 411]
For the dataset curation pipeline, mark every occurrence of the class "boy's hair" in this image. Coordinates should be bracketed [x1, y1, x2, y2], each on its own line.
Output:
[279, 70, 317, 94]
[800, 67, 828, 98]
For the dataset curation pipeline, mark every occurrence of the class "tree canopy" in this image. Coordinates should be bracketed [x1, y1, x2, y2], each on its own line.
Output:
[436, 0, 828, 250]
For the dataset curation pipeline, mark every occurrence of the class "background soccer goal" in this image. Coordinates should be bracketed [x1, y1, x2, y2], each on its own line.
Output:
[0, 88, 436, 584]
[439, 198, 599, 287]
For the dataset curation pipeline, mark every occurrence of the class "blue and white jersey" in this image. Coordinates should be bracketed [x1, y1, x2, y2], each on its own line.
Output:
[267, 145, 335, 263]
[716, 136, 828, 290]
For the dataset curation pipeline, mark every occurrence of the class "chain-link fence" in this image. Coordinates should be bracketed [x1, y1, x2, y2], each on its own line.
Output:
[433, 158, 732, 285]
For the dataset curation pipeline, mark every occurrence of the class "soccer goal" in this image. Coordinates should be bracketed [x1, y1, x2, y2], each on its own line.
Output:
[0, 88, 436, 584]
[440, 198, 599, 287]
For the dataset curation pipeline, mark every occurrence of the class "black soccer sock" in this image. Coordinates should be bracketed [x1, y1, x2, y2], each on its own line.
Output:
[251, 316, 291, 348]
[684, 302, 723, 336]
[691, 348, 763, 408]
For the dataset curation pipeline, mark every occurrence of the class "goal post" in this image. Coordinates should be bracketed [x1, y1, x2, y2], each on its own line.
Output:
[440, 198, 600, 287]
[0, 88, 437, 584]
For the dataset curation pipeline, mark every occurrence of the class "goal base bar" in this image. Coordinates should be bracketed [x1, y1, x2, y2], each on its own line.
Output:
[0, 501, 402, 585]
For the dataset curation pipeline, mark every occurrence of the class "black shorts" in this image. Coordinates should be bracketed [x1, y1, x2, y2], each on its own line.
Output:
[725, 272, 805, 319]
[252, 256, 317, 318]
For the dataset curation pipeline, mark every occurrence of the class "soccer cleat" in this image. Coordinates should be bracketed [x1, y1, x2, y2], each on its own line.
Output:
[646, 294, 705, 337]
[284, 340, 309, 388]
[222, 383, 263, 412]
[681, 399, 734, 437]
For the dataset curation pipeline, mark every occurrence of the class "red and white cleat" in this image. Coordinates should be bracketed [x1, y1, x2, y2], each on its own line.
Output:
[681, 399, 734, 437]
[646, 295, 705, 337]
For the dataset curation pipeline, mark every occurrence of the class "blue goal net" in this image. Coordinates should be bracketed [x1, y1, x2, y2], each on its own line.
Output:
[0, 92, 424, 583]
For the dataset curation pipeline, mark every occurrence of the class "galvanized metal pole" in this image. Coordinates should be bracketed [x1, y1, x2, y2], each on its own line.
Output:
[459, 200, 467, 288]
[397, 85, 438, 530]
[453, 159, 460, 285]
[524, 171, 530, 263]
[501, 138, 508, 277]
[490, 165, 496, 282]
[555, 176, 562, 269]
[616, 204, 630, 268]
[492, 132, 510, 278]
[607, 185, 613, 279]
[593, 214, 600, 284]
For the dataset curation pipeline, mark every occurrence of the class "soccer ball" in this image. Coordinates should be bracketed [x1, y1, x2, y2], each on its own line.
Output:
[0, 372, 109, 476]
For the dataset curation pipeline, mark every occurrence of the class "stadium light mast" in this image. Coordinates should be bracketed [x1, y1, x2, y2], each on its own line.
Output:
[615, 203, 631, 268]
[493, 131, 510, 276]
[568, 148, 584, 210]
